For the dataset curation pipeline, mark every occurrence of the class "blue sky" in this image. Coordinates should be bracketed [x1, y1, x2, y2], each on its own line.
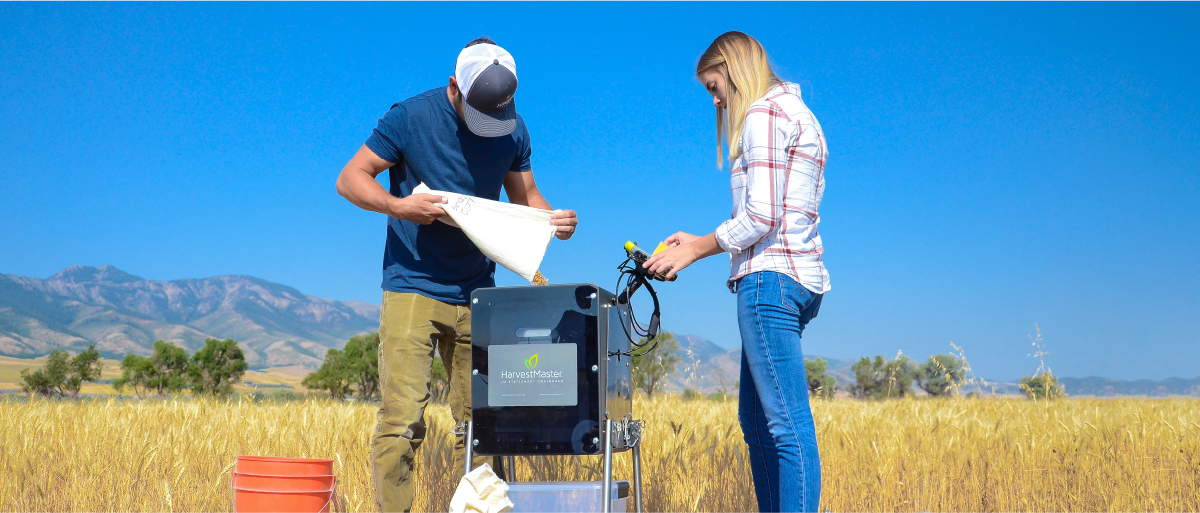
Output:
[1, 3, 1197, 381]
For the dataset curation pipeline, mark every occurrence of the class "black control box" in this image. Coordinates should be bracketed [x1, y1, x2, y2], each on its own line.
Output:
[470, 284, 633, 456]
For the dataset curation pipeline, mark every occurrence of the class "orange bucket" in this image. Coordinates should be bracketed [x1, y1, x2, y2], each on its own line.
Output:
[235, 456, 334, 476]
[233, 472, 335, 492]
[233, 486, 335, 513]
[232, 456, 338, 512]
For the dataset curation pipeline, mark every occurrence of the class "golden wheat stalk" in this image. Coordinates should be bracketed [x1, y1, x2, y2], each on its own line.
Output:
[1, 396, 1197, 512]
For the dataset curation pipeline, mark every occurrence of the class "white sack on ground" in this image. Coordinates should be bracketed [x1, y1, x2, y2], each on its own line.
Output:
[413, 183, 555, 283]
[449, 463, 514, 513]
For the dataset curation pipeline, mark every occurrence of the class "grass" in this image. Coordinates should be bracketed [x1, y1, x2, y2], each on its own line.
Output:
[1, 395, 1198, 511]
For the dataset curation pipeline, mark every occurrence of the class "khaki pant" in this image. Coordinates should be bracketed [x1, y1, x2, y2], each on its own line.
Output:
[371, 291, 497, 512]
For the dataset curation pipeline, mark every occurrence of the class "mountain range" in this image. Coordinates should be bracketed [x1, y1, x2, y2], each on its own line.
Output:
[0, 266, 378, 368]
[3, 266, 1197, 397]
[1057, 376, 1200, 397]
[663, 338, 1200, 398]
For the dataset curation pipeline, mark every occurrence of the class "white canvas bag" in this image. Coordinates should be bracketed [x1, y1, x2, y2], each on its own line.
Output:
[413, 183, 555, 283]
[448, 463, 514, 513]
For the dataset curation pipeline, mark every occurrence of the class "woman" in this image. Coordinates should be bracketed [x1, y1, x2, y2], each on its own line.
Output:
[644, 31, 829, 513]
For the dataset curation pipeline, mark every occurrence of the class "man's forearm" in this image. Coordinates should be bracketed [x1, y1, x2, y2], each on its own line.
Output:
[523, 190, 552, 211]
[336, 165, 395, 216]
[502, 171, 576, 240]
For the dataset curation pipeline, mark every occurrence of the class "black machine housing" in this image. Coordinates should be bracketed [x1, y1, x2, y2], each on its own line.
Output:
[470, 284, 633, 456]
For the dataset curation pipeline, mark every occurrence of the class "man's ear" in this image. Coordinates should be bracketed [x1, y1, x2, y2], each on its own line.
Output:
[448, 76, 460, 98]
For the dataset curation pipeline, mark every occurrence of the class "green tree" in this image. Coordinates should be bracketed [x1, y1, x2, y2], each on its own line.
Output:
[303, 333, 381, 401]
[20, 345, 103, 398]
[112, 354, 154, 398]
[917, 354, 967, 397]
[343, 332, 380, 400]
[113, 340, 191, 398]
[303, 348, 354, 400]
[849, 354, 916, 399]
[147, 340, 191, 395]
[189, 338, 247, 396]
[20, 350, 71, 398]
[804, 357, 837, 399]
[631, 331, 680, 399]
[1020, 372, 1066, 400]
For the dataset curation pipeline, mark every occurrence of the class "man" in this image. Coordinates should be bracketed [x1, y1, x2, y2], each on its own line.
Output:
[335, 38, 578, 512]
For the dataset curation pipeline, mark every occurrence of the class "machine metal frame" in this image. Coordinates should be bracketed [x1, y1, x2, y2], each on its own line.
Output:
[464, 417, 645, 513]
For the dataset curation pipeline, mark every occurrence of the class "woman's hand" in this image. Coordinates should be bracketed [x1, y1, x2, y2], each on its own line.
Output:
[644, 242, 700, 280]
[664, 231, 699, 247]
[644, 232, 725, 280]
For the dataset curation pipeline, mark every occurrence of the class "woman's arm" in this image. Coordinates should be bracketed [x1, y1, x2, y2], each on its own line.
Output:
[643, 106, 790, 279]
[643, 232, 724, 280]
[713, 106, 790, 253]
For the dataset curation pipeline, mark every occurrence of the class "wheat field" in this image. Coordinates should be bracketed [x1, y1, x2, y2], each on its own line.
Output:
[1, 395, 1198, 512]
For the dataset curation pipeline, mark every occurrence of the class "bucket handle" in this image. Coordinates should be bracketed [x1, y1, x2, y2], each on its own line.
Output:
[231, 476, 339, 513]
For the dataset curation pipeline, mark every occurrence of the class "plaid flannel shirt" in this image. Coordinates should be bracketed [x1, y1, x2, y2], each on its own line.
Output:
[715, 82, 831, 294]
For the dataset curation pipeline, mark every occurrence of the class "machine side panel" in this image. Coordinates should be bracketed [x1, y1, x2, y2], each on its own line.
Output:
[604, 290, 634, 441]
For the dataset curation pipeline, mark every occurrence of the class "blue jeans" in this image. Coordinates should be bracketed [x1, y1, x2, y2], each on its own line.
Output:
[736, 271, 823, 513]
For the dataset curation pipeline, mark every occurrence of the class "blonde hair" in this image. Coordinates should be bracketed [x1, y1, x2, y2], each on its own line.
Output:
[696, 31, 781, 168]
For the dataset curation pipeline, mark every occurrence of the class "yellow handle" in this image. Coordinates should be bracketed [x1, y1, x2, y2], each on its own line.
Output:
[652, 242, 670, 256]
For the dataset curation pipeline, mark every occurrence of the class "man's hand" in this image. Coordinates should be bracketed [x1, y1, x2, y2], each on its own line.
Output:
[503, 171, 579, 241]
[390, 194, 448, 225]
[551, 210, 578, 240]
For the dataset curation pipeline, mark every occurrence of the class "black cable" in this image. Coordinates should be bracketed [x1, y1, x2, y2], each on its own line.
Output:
[613, 255, 661, 357]
[629, 280, 660, 357]
[615, 258, 641, 354]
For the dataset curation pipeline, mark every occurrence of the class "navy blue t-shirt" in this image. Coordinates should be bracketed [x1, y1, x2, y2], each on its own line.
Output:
[365, 87, 532, 304]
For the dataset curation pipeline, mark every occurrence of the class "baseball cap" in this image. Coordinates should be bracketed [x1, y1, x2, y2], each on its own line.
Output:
[455, 43, 519, 137]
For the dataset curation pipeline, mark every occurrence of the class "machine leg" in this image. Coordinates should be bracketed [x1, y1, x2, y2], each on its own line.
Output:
[464, 421, 474, 478]
[504, 455, 517, 482]
[602, 419, 613, 513]
[631, 442, 644, 513]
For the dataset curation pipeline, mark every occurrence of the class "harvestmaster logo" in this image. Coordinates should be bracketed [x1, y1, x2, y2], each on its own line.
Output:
[489, 343, 576, 407]
[501, 352, 562, 380]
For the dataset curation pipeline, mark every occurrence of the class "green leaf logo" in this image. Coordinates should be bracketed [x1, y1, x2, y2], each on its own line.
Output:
[526, 354, 539, 369]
